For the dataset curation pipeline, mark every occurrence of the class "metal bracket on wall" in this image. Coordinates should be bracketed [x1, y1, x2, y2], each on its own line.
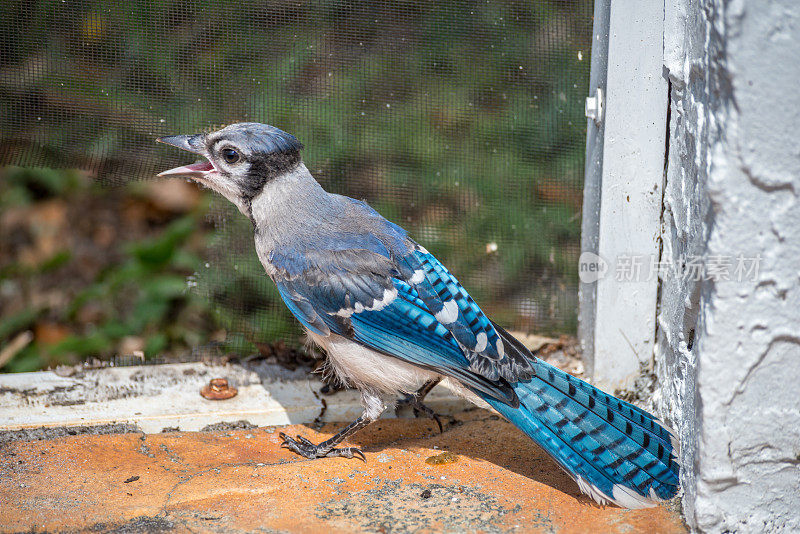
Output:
[585, 88, 604, 125]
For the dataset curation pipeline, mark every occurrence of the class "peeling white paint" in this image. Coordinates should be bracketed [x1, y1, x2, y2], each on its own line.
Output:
[659, 0, 800, 531]
[0, 362, 467, 435]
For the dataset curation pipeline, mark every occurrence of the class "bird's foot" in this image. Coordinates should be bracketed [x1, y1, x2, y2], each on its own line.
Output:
[279, 432, 365, 461]
[395, 394, 444, 433]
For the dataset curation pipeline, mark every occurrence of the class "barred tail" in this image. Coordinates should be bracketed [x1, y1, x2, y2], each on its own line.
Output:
[482, 360, 680, 509]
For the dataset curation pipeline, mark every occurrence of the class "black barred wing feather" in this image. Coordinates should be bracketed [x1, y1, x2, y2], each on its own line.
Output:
[395, 244, 534, 382]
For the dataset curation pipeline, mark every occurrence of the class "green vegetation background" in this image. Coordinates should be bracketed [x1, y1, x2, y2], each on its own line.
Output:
[0, 0, 592, 372]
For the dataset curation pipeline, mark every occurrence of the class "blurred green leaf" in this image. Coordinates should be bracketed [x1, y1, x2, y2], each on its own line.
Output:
[47, 332, 113, 359]
[38, 251, 72, 273]
[144, 332, 168, 358]
[2, 345, 42, 373]
[0, 308, 40, 341]
[129, 217, 195, 268]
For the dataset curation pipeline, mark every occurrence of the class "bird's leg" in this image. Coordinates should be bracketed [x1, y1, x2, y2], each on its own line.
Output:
[395, 378, 444, 432]
[279, 391, 385, 461]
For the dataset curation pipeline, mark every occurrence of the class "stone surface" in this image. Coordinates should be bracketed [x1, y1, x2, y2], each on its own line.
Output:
[0, 410, 686, 533]
[659, 0, 800, 531]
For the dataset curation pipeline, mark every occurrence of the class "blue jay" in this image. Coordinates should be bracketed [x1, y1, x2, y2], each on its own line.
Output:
[157, 123, 680, 508]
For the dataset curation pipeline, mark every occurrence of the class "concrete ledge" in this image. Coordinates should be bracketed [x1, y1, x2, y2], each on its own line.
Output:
[0, 362, 467, 434]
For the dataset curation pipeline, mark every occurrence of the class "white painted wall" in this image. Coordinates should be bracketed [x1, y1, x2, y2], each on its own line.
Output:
[658, 0, 800, 531]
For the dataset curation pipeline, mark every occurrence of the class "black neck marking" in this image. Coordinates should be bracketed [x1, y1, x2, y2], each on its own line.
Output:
[241, 149, 302, 223]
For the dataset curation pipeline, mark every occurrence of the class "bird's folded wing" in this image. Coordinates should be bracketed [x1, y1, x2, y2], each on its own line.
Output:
[270, 248, 517, 405]
[348, 280, 517, 404]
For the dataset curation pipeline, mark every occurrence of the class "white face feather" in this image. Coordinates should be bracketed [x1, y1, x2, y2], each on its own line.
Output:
[157, 122, 303, 217]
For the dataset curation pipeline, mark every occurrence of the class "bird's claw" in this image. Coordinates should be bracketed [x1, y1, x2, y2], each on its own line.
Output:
[278, 432, 366, 462]
[395, 395, 444, 433]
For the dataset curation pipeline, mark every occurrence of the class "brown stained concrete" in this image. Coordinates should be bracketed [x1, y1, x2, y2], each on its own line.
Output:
[0, 409, 687, 533]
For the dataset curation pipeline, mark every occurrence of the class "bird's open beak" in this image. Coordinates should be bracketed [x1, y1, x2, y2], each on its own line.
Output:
[156, 134, 215, 180]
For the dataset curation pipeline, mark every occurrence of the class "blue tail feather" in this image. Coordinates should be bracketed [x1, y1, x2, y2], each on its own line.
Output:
[528, 360, 678, 478]
[481, 360, 680, 508]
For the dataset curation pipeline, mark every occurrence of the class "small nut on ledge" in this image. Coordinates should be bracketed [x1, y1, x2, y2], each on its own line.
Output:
[201, 378, 238, 400]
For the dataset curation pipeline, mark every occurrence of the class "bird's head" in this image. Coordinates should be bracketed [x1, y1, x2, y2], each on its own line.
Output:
[156, 122, 303, 215]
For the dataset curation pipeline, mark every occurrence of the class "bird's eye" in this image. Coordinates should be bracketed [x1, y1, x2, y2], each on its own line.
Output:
[221, 148, 240, 164]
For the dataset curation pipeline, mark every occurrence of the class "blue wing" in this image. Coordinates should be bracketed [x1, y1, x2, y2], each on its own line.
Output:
[351, 280, 517, 402]
[271, 245, 517, 404]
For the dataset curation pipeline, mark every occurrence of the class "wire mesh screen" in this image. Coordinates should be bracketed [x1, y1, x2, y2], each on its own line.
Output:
[0, 1, 592, 370]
